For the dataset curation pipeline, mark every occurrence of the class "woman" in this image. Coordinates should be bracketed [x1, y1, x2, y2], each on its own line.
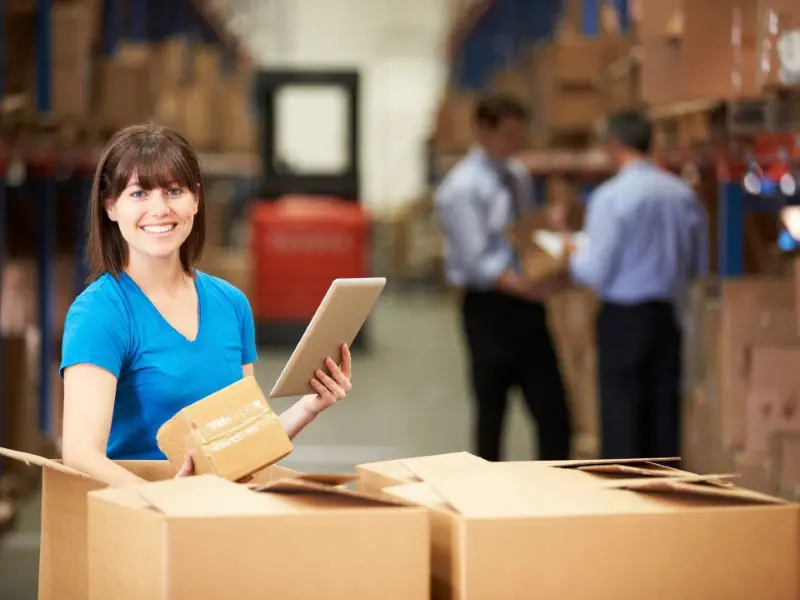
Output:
[60, 124, 353, 486]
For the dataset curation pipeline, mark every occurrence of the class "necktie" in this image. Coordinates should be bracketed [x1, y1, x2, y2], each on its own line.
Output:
[498, 166, 525, 221]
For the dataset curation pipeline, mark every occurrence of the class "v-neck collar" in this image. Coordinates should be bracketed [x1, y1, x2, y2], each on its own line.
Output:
[120, 272, 204, 345]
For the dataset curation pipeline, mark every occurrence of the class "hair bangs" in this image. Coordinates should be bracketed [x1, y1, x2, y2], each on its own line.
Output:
[109, 137, 198, 198]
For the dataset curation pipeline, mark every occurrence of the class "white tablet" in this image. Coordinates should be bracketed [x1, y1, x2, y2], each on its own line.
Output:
[269, 277, 387, 398]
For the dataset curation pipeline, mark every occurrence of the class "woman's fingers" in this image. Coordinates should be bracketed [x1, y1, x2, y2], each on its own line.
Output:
[175, 455, 194, 478]
[325, 357, 352, 392]
[315, 368, 346, 400]
[310, 377, 336, 404]
[340, 343, 352, 379]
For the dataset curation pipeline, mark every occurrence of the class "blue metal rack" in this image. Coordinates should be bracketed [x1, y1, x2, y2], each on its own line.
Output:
[521, 147, 792, 278]
[453, 0, 632, 90]
[717, 175, 793, 277]
[0, 0, 252, 471]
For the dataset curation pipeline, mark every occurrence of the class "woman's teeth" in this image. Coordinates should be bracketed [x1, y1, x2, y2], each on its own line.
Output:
[141, 224, 176, 234]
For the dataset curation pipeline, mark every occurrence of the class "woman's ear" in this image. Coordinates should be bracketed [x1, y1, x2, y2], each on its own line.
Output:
[104, 197, 118, 222]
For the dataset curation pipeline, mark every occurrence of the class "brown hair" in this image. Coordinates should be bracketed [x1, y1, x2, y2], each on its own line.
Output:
[85, 123, 205, 282]
[474, 94, 530, 128]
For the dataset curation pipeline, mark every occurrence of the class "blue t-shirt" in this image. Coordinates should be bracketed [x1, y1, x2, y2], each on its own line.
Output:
[59, 271, 258, 460]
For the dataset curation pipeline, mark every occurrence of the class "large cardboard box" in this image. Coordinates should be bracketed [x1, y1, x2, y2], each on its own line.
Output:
[718, 278, 797, 450]
[219, 70, 259, 154]
[95, 44, 158, 129]
[88, 475, 428, 600]
[358, 454, 800, 600]
[760, 0, 800, 88]
[744, 346, 800, 454]
[432, 88, 475, 154]
[681, 0, 760, 100]
[530, 34, 606, 138]
[0, 448, 430, 600]
[637, 0, 684, 106]
[156, 376, 293, 481]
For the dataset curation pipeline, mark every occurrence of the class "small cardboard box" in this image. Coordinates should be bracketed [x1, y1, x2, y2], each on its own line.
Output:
[156, 376, 293, 482]
[358, 455, 800, 600]
[0, 448, 430, 600]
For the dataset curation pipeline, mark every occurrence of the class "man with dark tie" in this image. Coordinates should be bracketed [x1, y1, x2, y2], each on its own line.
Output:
[435, 94, 572, 462]
[568, 110, 709, 460]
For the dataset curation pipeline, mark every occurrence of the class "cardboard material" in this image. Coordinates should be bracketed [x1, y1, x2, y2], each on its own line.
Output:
[0, 448, 429, 600]
[681, 0, 760, 100]
[719, 278, 797, 450]
[156, 376, 293, 482]
[270, 277, 387, 398]
[507, 214, 584, 282]
[88, 475, 428, 600]
[358, 454, 800, 600]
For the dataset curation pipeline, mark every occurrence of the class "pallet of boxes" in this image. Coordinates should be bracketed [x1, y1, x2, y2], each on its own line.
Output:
[684, 265, 800, 501]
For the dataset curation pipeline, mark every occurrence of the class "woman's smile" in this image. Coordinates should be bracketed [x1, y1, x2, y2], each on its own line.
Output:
[140, 222, 178, 236]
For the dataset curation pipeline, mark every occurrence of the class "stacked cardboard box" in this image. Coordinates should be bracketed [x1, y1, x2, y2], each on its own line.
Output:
[528, 30, 607, 146]
[431, 86, 476, 155]
[0, 447, 431, 600]
[3, 443, 797, 598]
[547, 288, 599, 458]
[683, 271, 800, 500]
[357, 452, 800, 599]
[623, 0, 800, 109]
[51, 0, 95, 120]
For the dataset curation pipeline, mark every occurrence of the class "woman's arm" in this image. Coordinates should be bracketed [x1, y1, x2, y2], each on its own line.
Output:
[243, 344, 352, 441]
[242, 363, 318, 440]
[61, 364, 146, 487]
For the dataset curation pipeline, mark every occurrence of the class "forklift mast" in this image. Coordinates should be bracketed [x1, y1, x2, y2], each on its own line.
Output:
[254, 69, 361, 202]
[249, 69, 373, 349]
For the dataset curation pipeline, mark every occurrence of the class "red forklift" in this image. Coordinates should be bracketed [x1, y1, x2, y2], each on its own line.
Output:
[249, 69, 373, 349]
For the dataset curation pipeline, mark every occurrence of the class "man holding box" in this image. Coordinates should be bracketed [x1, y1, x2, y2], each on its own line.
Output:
[435, 94, 572, 462]
[568, 110, 709, 460]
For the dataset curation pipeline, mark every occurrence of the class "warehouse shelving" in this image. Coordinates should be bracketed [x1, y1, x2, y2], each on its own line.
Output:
[451, 0, 632, 90]
[0, 0, 256, 473]
[518, 131, 799, 278]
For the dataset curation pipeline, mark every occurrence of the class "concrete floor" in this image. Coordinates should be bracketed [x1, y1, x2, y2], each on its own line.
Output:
[0, 290, 539, 599]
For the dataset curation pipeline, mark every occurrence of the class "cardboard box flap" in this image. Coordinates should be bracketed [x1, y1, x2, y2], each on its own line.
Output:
[576, 464, 735, 488]
[542, 457, 681, 468]
[605, 475, 787, 505]
[506, 211, 549, 250]
[422, 473, 647, 518]
[294, 473, 358, 486]
[137, 475, 277, 517]
[399, 451, 490, 482]
[256, 477, 408, 507]
[0, 447, 88, 478]
[383, 481, 453, 509]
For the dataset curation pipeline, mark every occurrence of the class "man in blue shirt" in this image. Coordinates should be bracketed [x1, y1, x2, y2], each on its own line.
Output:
[435, 95, 572, 462]
[569, 110, 709, 460]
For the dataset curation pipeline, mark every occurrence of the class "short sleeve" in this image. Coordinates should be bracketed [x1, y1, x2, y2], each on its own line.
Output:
[60, 289, 130, 379]
[234, 289, 258, 365]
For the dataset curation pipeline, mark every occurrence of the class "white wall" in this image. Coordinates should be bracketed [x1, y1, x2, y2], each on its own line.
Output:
[239, 0, 451, 212]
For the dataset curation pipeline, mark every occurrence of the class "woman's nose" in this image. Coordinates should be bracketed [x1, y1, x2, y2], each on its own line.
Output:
[147, 191, 170, 215]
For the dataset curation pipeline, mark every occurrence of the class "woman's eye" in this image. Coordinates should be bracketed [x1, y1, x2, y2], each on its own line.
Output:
[167, 187, 183, 195]
[130, 190, 144, 198]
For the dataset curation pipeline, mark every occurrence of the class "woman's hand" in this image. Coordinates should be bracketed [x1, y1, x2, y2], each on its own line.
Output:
[304, 343, 353, 415]
[174, 455, 194, 478]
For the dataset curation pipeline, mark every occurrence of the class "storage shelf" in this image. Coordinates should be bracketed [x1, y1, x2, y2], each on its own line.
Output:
[0, 0, 259, 473]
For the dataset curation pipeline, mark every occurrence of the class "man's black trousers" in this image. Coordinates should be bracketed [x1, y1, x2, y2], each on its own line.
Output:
[596, 301, 682, 460]
[461, 290, 572, 462]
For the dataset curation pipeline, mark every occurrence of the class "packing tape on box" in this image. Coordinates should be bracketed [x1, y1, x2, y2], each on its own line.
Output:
[184, 399, 278, 457]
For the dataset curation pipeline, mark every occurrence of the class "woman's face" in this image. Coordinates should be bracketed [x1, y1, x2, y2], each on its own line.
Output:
[106, 173, 198, 264]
